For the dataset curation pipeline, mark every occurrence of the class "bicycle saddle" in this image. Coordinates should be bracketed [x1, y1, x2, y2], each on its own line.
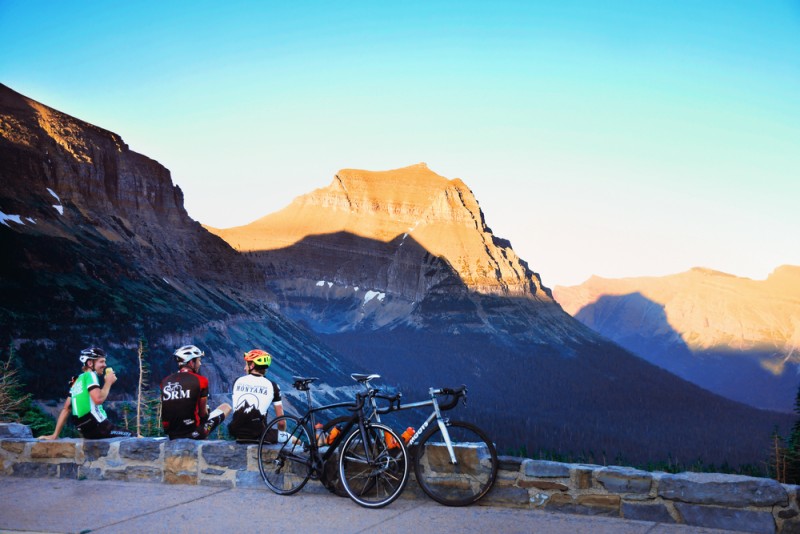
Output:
[292, 377, 318, 390]
[351, 373, 380, 384]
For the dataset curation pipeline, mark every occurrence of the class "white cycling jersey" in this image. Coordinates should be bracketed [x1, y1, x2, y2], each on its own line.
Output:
[232, 373, 282, 415]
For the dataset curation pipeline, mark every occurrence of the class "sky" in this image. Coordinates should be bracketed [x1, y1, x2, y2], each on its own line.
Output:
[2, 1, 799, 287]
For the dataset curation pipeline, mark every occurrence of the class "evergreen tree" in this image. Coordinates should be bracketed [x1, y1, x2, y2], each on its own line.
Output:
[0, 344, 30, 421]
[784, 383, 800, 483]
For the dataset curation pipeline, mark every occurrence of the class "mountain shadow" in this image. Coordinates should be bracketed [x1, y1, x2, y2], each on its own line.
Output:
[243, 231, 795, 468]
[575, 293, 800, 413]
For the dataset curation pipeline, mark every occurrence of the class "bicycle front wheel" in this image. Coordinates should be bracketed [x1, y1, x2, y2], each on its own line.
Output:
[258, 415, 313, 495]
[413, 420, 498, 506]
[339, 422, 409, 508]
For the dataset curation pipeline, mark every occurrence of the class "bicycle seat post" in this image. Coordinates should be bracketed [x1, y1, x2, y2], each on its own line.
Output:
[305, 386, 316, 429]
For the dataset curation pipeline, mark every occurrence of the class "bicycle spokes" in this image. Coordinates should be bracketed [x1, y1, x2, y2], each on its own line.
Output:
[413, 421, 498, 506]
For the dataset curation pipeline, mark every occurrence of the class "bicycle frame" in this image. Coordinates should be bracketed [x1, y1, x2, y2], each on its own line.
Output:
[289, 381, 382, 474]
[378, 386, 465, 465]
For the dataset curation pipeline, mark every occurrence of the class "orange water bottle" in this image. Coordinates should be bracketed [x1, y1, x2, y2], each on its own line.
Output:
[326, 426, 340, 445]
[401, 427, 415, 443]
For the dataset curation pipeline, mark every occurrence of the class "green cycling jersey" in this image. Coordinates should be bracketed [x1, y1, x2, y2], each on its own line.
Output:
[70, 371, 107, 423]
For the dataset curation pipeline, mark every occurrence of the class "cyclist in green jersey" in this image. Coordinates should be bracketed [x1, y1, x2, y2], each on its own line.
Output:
[39, 347, 132, 439]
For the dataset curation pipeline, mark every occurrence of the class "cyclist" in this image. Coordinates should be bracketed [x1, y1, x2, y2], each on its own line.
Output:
[39, 347, 133, 439]
[160, 345, 231, 440]
[228, 349, 285, 443]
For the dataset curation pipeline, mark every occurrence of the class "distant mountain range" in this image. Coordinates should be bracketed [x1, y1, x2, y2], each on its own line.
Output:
[554, 267, 800, 413]
[0, 83, 792, 467]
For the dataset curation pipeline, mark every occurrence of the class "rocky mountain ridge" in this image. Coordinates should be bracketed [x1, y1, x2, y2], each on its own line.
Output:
[553, 266, 800, 412]
[207, 164, 580, 342]
[0, 82, 346, 402]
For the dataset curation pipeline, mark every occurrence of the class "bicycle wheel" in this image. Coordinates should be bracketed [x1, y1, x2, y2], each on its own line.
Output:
[258, 415, 313, 495]
[413, 420, 498, 506]
[339, 422, 409, 508]
[321, 416, 351, 497]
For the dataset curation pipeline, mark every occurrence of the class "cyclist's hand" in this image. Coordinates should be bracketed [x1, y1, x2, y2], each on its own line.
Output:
[104, 368, 118, 385]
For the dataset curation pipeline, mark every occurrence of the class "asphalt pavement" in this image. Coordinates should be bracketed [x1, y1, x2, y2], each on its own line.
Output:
[0, 477, 738, 534]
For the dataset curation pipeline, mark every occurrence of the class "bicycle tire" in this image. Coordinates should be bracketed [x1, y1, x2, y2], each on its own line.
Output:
[320, 416, 352, 497]
[413, 420, 498, 506]
[339, 422, 410, 508]
[258, 415, 313, 495]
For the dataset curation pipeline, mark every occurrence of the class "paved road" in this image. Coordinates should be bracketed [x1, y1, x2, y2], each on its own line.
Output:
[0, 477, 737, 534]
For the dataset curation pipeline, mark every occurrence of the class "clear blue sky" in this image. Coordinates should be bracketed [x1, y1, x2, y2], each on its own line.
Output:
[2, 1, 798, 286]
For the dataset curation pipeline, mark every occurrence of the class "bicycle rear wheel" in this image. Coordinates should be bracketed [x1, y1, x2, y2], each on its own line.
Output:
[339, 422, 409, 508]
[258, 415, 312, 495]
[413, 420, 498, 506]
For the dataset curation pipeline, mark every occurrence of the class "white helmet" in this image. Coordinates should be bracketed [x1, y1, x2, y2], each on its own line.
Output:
[79, 347, 106, 364]
[174, 345, 205, 365]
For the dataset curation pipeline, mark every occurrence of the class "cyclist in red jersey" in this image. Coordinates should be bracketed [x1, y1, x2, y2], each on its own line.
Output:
[160, 345, 231, 440]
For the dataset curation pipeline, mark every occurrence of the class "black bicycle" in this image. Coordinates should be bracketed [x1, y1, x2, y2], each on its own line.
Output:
[257, 375, 409, 508]
[323, 384, 498, 506]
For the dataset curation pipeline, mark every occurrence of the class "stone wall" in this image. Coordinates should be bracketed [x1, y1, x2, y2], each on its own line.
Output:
[1, 423, 797, 533]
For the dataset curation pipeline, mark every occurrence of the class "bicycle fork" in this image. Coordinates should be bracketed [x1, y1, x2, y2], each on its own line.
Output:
[409, 411, 459, 465]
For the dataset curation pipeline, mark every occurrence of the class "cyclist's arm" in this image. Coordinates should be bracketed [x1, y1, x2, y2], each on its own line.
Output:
[271, 403, 285, 430]
[90, 372, 116, 404]
[198, 395, 209, 419]
[272, 381, 285, 430]
[39, 397, 70, 440]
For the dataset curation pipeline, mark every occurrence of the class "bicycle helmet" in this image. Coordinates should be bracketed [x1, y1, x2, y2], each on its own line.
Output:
[244, 349, 272, 367]
[79, 347, 106, 364]
[174, 345, 205, 365]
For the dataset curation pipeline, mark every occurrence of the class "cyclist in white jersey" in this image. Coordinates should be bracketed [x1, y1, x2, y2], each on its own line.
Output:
[228, 349, 284, 443]
[39, 347, 132, 439]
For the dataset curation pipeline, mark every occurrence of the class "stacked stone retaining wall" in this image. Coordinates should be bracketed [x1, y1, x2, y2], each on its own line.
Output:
[1, 423, 797, 533]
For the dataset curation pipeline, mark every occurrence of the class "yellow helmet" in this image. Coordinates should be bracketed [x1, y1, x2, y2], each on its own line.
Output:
[244, 349, 272, 367]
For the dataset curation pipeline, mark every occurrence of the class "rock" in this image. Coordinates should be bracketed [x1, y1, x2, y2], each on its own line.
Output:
[478, 485, 529, 507]
[31, 441, 76, 459]
[124, 466, 162, 482]
[0, 423, 33, 438]
[12, 462, 58, 477]
[1, 440, 28, 454]
[235, 470, 266, 489]
[573, 467, 593, 489]
[79, 466, 103, 480]
[621, 502, 675, 523]
[497, 455, 524, 472]
[164, 445, 198, 486]
[82, 440, 111, 461]
[596, 466, 652, 494]
[522, 460, 571, 478]
[119, 439, 162, 462]
[674, 503, 775, 533]
[518, 480, 569, 491]
[58, 462, 79, 479]
[201, 442, 247, 470]
[545, 493, 620, 517]
[659, 472, 788, 507]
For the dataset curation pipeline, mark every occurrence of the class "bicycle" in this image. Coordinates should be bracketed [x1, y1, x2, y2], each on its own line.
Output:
[322, 384, 498, 506]
[257, 375, 409, 508]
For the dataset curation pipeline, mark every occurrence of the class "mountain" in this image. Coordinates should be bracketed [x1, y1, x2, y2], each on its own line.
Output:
[208, 165, 794, 466]
[553, 267, 800, 412]
[207, 164, 570, 339]
[0, 82, 350, 407]
[2, 82, 793, 467]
